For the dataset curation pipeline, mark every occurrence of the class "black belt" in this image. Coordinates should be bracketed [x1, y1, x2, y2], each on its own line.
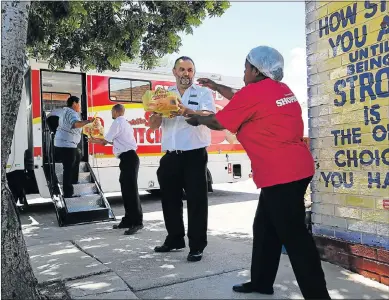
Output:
[166, 147, 205, 155]
[166, 150, 184, 154]
[118, 149, 136, 159]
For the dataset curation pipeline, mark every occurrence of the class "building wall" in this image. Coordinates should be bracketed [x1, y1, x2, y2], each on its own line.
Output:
[305, 0, 389, 284]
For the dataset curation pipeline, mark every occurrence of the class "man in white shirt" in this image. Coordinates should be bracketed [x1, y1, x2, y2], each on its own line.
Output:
[89, 104, 143, 235]
[149, 56, 216, 262]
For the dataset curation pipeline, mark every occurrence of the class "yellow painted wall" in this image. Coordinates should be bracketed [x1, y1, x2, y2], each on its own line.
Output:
[306, 0, 389, 248]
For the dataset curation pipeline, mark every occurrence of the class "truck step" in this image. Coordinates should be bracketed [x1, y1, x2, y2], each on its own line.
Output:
[61, 183, 98, 196]
[57, 172, 91, 184]
[55, 162, 88, 175]
[63, 194, 104, 213]
[50, 161, 115, 226]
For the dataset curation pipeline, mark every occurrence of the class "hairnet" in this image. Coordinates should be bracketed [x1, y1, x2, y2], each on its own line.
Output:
[246, 46, 284, 81]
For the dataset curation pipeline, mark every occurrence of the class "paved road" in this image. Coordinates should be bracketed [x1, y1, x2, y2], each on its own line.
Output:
[21, 181, 389, 299]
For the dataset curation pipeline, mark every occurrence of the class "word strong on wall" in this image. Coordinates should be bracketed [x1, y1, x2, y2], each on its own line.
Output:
[306, 1, 389, 249]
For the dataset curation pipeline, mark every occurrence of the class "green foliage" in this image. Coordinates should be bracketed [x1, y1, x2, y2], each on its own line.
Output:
[27, 1, 230, 72]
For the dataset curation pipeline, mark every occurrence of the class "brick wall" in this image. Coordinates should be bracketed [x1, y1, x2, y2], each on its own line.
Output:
[314, 236, 389, 284]
[305, 1, 389, 285]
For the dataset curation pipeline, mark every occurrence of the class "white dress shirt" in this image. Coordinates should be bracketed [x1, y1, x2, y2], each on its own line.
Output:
[161, 84, 216, 152]
[104, 116, 137, 157]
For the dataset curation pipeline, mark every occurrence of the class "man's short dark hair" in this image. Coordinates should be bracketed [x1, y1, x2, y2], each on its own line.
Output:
[174, 56, 195, 69]
[112, 103, 125, 114]
[67, 96, 79, 107]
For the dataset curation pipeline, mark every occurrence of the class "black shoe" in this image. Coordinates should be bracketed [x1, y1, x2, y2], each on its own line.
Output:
[113, 222, 132, 229]
[187, 250, 203, 262]
[154, 241, 185, 253]
[232, 282, 274, 295]
[124, 224, 144, 235]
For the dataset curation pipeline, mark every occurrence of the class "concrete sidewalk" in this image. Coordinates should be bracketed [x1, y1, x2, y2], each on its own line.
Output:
[26, 219, 389, 299]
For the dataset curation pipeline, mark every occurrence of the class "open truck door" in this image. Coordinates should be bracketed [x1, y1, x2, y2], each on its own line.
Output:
[39, 70, 115, 226]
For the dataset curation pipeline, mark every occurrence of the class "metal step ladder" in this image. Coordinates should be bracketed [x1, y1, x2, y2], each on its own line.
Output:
[53, 162, 115, 226]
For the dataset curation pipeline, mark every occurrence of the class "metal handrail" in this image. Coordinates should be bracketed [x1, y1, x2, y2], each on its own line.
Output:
[86, 162, 116, 220]
[42, 114, 68, 214]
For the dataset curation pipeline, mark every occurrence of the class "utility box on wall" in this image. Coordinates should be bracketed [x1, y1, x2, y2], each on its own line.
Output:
[305, 0, 389, 285]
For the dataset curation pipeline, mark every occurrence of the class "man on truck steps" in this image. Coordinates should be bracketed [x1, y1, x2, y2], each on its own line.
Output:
[89, 104, 143, 235]
[54, 96, 94, 198]
[149, 56, 216, 262]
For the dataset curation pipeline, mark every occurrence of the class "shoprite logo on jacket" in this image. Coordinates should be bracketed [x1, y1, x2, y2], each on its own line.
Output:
[276, 95, 298, 107]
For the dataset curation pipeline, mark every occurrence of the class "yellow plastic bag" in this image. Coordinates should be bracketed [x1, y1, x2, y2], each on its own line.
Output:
[142, 87, 181, 118]
[83, 117, 105, 139]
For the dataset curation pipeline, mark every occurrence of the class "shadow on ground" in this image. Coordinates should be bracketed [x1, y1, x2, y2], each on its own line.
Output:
[27, 220, 389, 300]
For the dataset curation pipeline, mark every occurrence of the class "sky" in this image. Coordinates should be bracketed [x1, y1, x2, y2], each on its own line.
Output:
[170, 1, 309, 134]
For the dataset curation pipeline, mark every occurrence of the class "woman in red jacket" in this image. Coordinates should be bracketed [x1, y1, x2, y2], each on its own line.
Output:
[185, 46, 331, 300]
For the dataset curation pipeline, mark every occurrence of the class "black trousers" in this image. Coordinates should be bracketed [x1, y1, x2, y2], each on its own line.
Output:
[56, 147, 80, 198]
[157, 147, 208, 252]
[251, 176, 330, 299]
[119, 150, 143, 226]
